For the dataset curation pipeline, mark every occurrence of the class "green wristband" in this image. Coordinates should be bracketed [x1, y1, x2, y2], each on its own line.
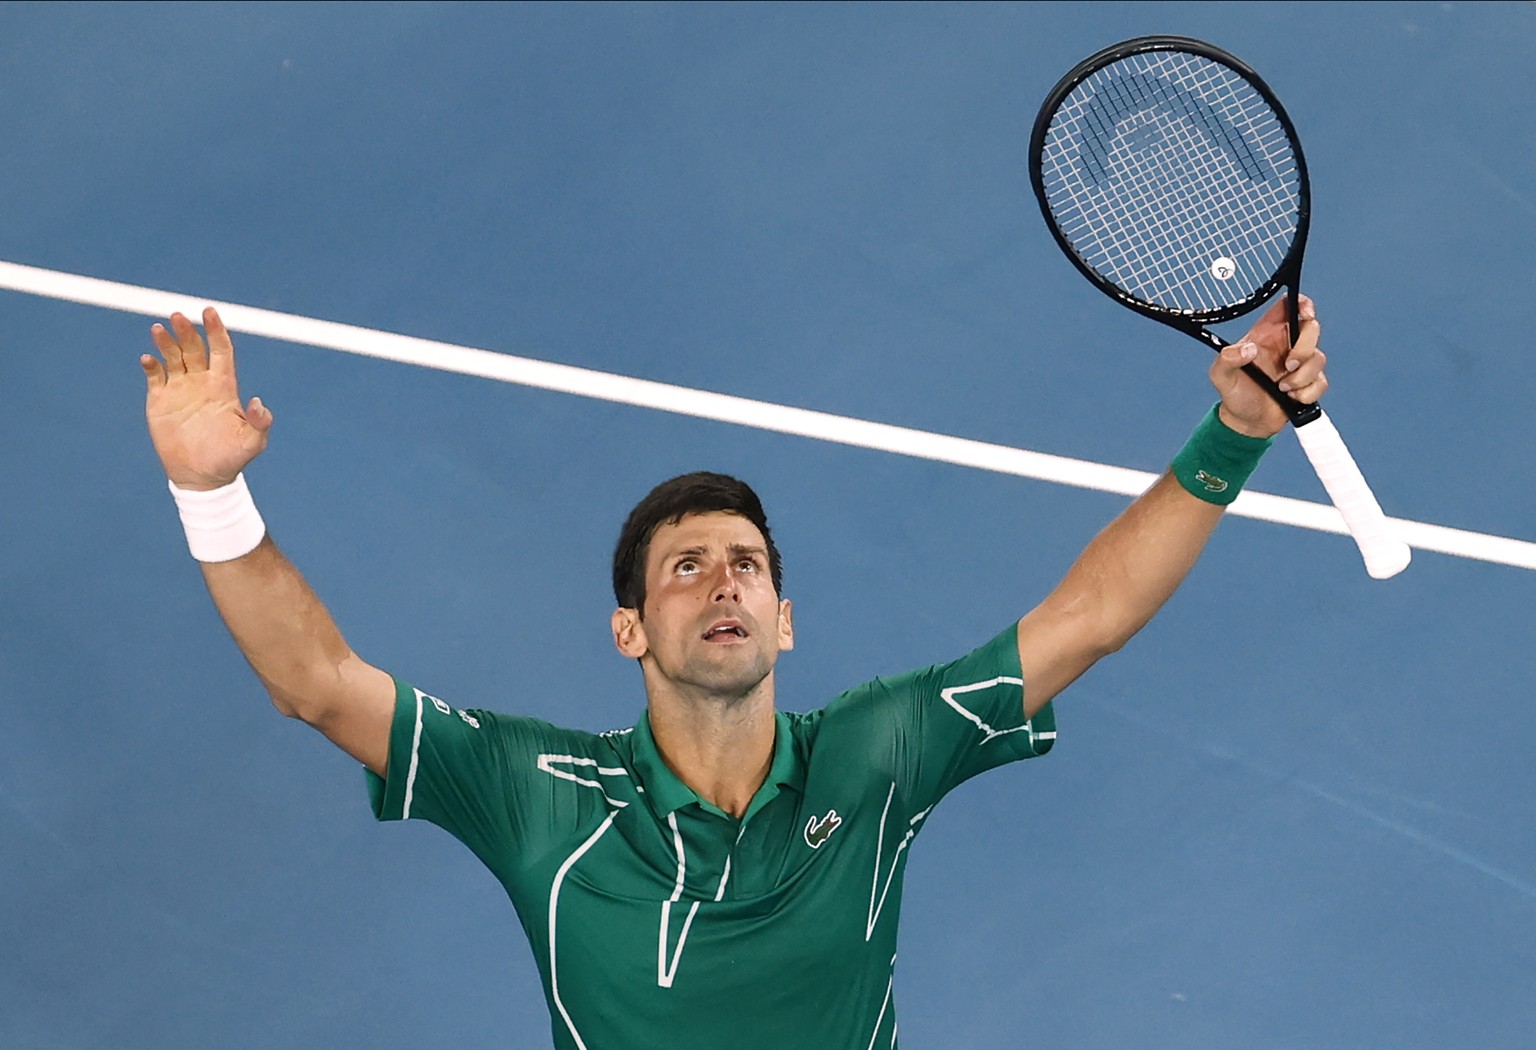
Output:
[1170, 404, 1274, 506]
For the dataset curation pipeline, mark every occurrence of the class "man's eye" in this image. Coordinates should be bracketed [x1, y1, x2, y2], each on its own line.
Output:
[676, 560, 700, 576]
[736, 559, 758, 573]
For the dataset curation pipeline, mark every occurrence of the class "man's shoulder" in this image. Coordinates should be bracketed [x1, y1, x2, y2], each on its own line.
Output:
[785, 665, 920, 725]
[780, 630, 1024, 744]
[780, 676, 895, 749]
[437, 699, 629, 761]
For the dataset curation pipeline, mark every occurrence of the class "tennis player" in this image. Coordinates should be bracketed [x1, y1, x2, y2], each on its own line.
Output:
[141, 296, 1325, 1049]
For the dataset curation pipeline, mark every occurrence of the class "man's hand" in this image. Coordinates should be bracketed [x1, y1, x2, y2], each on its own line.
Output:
[1210, 294, 1327, 439]
[141, 308, 272, 491]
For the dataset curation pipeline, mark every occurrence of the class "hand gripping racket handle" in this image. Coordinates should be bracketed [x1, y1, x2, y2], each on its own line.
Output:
[1291, 411, 1412, 579]
[1201, 328, 1410, 579]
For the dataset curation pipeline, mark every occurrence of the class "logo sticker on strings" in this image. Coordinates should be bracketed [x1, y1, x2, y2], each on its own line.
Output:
[1210, 256, 1237, 280]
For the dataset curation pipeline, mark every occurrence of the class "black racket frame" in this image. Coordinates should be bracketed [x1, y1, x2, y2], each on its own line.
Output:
[1028, 35, 1320, 426]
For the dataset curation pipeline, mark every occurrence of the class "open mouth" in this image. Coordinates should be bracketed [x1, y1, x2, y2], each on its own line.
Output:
[703, 623, 748, 641]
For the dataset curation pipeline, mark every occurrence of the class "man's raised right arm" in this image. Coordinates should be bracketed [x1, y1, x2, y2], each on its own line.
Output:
[142, 308, 394, 776]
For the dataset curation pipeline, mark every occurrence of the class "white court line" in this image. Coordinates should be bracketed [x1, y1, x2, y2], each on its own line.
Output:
[3, 259, 1532, 572]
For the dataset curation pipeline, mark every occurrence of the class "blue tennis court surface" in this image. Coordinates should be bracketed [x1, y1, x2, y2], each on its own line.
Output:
[2, 3, 1532, 1047]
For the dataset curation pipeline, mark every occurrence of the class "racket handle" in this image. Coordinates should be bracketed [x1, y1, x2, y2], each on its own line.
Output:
[1292, 411, 1412, 579]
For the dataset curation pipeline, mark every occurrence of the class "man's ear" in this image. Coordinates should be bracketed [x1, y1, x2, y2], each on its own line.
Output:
[776, 598, 794, 652]
[613, 607, 648, 659]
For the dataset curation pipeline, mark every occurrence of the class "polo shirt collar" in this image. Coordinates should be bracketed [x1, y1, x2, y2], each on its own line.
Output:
[630, 708, 802, 823]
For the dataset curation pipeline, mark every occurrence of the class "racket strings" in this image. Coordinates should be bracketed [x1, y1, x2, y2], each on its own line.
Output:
[1038, 49, 1302, 315]
[1077, 57, 1295, 303]
[1052, 53, 1295, 300]
[1062, 65, 1295, 307]
[1110, 64, 1291, 302]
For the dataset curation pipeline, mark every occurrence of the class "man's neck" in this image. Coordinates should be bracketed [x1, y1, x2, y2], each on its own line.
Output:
[644, 681, 777, 820]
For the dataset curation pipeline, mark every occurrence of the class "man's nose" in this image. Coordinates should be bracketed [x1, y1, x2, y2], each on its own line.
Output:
[710, 564, 743, 602]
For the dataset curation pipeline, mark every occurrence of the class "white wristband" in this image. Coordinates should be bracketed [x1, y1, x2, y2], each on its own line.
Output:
[168, 473, 268, 563]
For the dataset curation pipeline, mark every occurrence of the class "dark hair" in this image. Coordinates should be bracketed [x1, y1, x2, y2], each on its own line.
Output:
[612, 472, 783, 613]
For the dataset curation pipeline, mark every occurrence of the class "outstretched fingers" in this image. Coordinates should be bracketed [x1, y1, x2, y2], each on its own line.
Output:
[139, 351, 167, 394]
[149, 320, 183, 374]
[203, 307, 237, 377]
[170, 311, 212, 372]
[147, 306, 240, 389]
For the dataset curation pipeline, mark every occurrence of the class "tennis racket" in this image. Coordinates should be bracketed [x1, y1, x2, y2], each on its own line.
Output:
[1028, 35, 1410, 579]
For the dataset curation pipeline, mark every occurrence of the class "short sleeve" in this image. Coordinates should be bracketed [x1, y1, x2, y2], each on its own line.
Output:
[364, 678, 589, 869]
[828, 624, 1056, 813]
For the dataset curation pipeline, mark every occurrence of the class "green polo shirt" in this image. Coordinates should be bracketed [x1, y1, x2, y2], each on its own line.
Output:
[366, 625, 1055, 1049]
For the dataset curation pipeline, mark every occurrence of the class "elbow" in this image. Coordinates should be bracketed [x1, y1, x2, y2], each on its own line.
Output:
[1070, 584, 1155, 661]
[1090, 631, 1129, 661]
[266, 688, 310, 722]
[1084, 617, 1153, 666]
[256, 671, 327, 724]
[1057, 591, 1134, 661]
[1040, 596, 1139, 673]
[261, 653, 389, 730]
[1070, 627, 1126, 674]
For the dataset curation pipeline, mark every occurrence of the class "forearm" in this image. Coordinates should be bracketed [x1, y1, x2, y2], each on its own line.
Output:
[199, 535, 369, 720]
[1017, 473, 1222, 714]
[1058, 472, 1222, 646]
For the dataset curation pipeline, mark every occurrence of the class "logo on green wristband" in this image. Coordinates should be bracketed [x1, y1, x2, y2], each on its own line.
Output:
[1195, 470, 1229, 494]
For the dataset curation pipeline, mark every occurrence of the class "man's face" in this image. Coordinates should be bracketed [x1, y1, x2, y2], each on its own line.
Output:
[612, 511, 793, 702]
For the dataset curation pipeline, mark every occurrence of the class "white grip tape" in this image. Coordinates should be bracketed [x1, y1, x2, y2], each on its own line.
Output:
[168, 473, 268, 563]
[1293, 412, 1411, 579]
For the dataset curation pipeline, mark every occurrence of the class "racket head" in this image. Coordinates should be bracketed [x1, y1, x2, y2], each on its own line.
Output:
[1028, 36, 1310, 330]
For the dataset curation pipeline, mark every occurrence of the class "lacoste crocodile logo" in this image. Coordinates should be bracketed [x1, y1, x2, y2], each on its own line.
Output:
[804, 809, 843, 849]
[1195, 470, 1229, 493]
